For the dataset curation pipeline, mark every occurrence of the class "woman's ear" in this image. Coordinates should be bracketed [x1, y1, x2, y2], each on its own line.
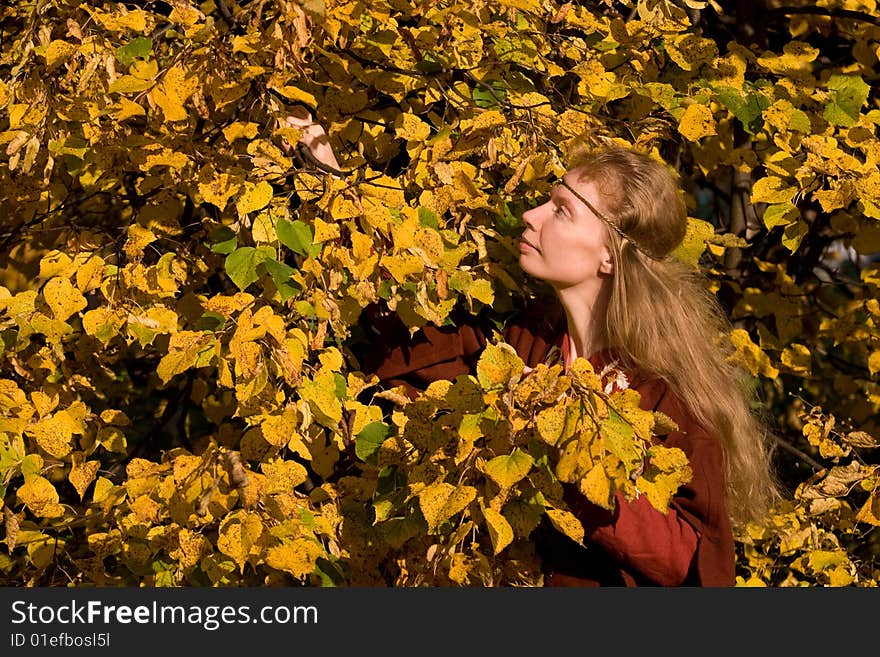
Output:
[599, 246, 614, 275]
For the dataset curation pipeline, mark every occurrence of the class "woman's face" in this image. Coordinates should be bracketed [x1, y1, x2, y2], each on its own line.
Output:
[518, 173, 614, 290]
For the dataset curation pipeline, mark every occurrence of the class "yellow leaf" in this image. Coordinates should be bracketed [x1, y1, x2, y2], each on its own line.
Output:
[752, 176, 798, 205]
[43, 40, 77, 69]
[217, 510, 264, 571]
[579, 464, 614, 510]
[123, 224, 156, 258]
[30, 389, 58, 417]
[108, 75, 155, 94]
[261, 458, 309, 494]
[418, 482, 477, 531]
[395, 112, 431, 141]
[665, 34, 718, 72]
[261, 407, 301, 448]
[781, 344, 811, 374]
[17, 476, 64, 518]
[410, 227, 445, 267]
[43, 276, 87, 321]
[172, 454, 202, 484]
[153, 64, 197, 122]
[28, 411, 78, 458]
[484, 449, 533, 489]
[171, 529, 210, 569]
[313, 217, 340, 243]
[461, 109, 507, 134]
[204, 292, 254, 317]
[198, 168, 244, 210]
[728, 329, 780, 378]
[83, 307, 124, 344]
[380, 253, 424, 283]
[67, 453, 101, 499]
[223, 122, 259, 142]
[92, 477, 115, 504]
[156, 331, 214, 384]
[90, 7, 152, 33]
[266, 538, 324, 578]
[678, 103, 717, 141]
[271, 85, 318, 107]
[855, 492, 880, 526]
[114, 97, 146, 121]
[545, 508, 584, 545]
[237, 181, 274, 217]
[75, 254, 106, 293]
[756, 41, 819, 75]
[0, 379, 28, 412]
[482, 507, 514, 555]
[150, 88, 187, 122]
[142, 149, 189, 171]
[130, 494, 162, 523]
[299, 371, 342, 427]
[671, 217, 714, 269]
[476, 342, 525, 391]
[536, 403, 568, 446]
[868, 350, 880, 376]
[38, 252, 73, 279]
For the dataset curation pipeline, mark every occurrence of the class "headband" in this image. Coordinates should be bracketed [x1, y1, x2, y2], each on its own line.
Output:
[558, 178, 661, 261]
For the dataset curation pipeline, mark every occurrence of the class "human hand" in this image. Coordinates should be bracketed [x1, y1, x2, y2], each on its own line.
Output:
[280, 104, 342, 173]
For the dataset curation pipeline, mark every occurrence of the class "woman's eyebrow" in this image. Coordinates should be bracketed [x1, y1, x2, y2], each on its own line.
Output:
[549, 185, 573, 207]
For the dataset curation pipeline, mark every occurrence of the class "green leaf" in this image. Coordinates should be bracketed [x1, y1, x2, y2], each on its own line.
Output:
[116, 37, 153, 66]
[714, 86, 770, 135]
[209, 226, 237, 254]
[494, 201, 524, 237]
[415, 52, 444, 74]
[313, 557, 346, 587]
[762, 203, 798, 230]
[824, 74, 870, 127]
[376, 465, 406, 496]
[473, 80, 507, 109]
[277, 217, 321, 258]
[355, 421, 392, 462]
[484, 449, 534, 489]
[601, 410, 642, 474]
[224, 246, 274, 291]
[194, 311, 226, 332]
[418, 206, 439, 229]
[262, 258, 300, 300]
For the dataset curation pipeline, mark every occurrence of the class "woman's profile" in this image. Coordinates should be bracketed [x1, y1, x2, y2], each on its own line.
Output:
[283, 107, 781, 587]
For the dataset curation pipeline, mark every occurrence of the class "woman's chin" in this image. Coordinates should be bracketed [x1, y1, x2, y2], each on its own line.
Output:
[518, 258, 542, 279]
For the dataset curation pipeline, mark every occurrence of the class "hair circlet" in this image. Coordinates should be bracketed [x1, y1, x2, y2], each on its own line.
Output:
[557, 178, 662, 262]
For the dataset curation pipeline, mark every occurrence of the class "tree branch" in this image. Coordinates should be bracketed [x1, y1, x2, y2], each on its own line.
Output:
[768, 6, 880, 28]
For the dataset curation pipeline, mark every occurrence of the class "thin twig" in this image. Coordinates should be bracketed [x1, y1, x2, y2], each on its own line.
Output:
[769, 434, 825, 472]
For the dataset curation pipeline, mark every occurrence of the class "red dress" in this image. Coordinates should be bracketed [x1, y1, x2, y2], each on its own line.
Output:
[352, 300, 736, 586]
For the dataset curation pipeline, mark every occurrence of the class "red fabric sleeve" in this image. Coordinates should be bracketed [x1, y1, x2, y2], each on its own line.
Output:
[564, 488, 699, 587]
[558, 358, 723, 587]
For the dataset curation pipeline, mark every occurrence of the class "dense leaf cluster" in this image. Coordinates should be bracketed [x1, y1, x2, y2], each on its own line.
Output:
[0, 0, 878, 586]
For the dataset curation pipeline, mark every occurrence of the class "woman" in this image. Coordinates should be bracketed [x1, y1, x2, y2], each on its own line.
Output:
[286, 110, 780, 586]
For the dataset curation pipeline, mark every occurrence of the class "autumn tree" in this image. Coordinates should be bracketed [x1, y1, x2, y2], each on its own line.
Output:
[0, 0, 878, 586]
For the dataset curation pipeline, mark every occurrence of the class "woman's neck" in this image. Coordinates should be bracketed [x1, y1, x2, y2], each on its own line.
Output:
[555, 281, 611, 363]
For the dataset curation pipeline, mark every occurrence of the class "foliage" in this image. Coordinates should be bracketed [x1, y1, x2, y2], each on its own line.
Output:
[0, 0, 878, 586]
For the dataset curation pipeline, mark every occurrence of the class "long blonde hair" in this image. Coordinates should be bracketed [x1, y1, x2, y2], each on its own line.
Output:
[568, 145, 781, 527]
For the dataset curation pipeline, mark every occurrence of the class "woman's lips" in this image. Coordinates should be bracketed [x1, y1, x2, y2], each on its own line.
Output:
[519, 238, 539, 253]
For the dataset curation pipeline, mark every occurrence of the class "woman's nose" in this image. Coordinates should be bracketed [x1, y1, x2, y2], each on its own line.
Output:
[522, 206, 540, 230]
